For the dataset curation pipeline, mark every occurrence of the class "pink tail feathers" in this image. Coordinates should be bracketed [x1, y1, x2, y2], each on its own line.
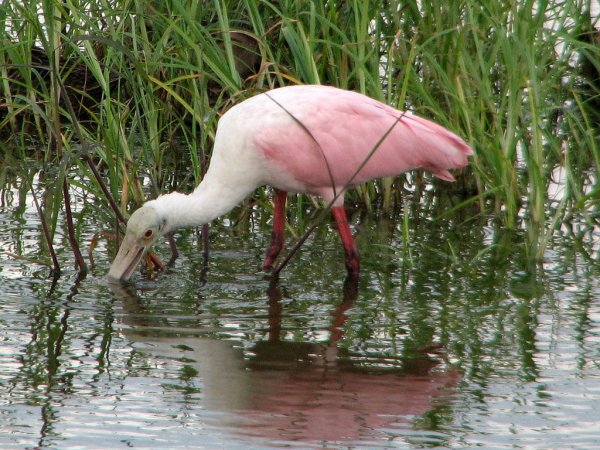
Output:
[429, 168, 459, 182]
[404, 114, 473, 182]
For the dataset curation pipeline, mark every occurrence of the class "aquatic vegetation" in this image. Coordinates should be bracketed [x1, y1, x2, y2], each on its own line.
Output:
[2, 4, 599, 446]
[0, 0, 598, 273]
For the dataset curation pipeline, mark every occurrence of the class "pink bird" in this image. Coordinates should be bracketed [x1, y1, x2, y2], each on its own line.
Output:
[108, 85, 473, 281]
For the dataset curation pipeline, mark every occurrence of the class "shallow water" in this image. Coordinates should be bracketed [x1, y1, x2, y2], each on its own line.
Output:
[1, 179, 600, 449]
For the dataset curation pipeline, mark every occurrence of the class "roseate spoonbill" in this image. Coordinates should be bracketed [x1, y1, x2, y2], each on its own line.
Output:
[108, 85, 472, 281]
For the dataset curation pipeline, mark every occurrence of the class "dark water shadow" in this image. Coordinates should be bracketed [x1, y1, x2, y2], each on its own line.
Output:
[108, 278, 460, 445]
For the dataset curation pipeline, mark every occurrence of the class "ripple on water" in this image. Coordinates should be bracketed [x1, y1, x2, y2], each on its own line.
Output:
[2, 188, 600, 448]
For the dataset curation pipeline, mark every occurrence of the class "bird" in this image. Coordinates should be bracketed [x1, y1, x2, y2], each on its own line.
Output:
[108, 85, 473, 281]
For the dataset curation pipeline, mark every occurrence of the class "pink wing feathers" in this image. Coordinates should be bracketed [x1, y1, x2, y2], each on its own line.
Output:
[252, 85, 472, 197]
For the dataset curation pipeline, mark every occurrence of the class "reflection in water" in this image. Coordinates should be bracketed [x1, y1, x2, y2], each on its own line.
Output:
[5, 170, 599, 448]
[109, 279, 459, 444]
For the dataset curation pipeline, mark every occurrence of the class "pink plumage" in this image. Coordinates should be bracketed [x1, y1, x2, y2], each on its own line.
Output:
[108, 85, 473, 281]
[246, 85, 472, 204]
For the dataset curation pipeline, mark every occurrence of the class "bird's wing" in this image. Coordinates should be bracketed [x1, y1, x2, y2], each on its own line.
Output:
[253, 87, 471, 192]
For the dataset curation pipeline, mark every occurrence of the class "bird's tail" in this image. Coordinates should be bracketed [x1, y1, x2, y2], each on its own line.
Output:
[404, 114, 473, 181]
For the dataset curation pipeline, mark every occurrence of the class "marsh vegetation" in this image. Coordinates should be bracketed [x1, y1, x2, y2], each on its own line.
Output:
[1, 0, 598, 273]
[1, 2, 600, 448]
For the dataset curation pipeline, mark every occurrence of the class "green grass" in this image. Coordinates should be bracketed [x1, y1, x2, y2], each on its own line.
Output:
[0, 0, 598, 267]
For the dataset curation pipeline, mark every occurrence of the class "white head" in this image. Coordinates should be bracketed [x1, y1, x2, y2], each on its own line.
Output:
[107, 170, 258, 281]
[107, 205, 167, 281]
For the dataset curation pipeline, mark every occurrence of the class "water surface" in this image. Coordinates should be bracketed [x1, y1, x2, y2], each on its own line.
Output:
[1, 179, 599, 448]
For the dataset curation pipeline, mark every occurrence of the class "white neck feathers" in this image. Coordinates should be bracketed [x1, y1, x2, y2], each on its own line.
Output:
[145, 176, 256, 234]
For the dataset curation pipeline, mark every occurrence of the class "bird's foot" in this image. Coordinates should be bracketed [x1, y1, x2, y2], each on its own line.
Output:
[262, 259, 274, 272]
[262, 251, 280, 272]
[263, 237, 284, 272]
[344, 253, 360, 280]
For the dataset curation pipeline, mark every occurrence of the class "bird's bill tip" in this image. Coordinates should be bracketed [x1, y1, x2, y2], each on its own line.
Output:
[107, 233, 145, 281]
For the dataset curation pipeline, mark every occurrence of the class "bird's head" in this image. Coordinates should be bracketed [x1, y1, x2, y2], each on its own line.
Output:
[108, 205, 166, 281]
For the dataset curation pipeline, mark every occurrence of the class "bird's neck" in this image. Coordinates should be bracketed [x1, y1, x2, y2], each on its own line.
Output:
[146, 177, 254, 234]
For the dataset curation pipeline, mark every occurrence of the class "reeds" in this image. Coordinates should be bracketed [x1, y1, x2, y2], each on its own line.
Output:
[1, 0, 598, 269]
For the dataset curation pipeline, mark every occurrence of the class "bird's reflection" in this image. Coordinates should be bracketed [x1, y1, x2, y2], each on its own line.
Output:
[247, 278, 357, 371]
[108, 278, 459, 443]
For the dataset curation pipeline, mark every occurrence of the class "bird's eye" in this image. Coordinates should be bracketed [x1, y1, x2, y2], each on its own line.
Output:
[144, 229, 153, 238]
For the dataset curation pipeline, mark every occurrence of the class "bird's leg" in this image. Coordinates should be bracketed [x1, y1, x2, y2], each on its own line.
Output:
[263, 189, 287, 272]
[331, 206, 360, 278]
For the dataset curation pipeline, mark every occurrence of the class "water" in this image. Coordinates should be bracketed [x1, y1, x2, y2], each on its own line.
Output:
[1, 179, 600, 449]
